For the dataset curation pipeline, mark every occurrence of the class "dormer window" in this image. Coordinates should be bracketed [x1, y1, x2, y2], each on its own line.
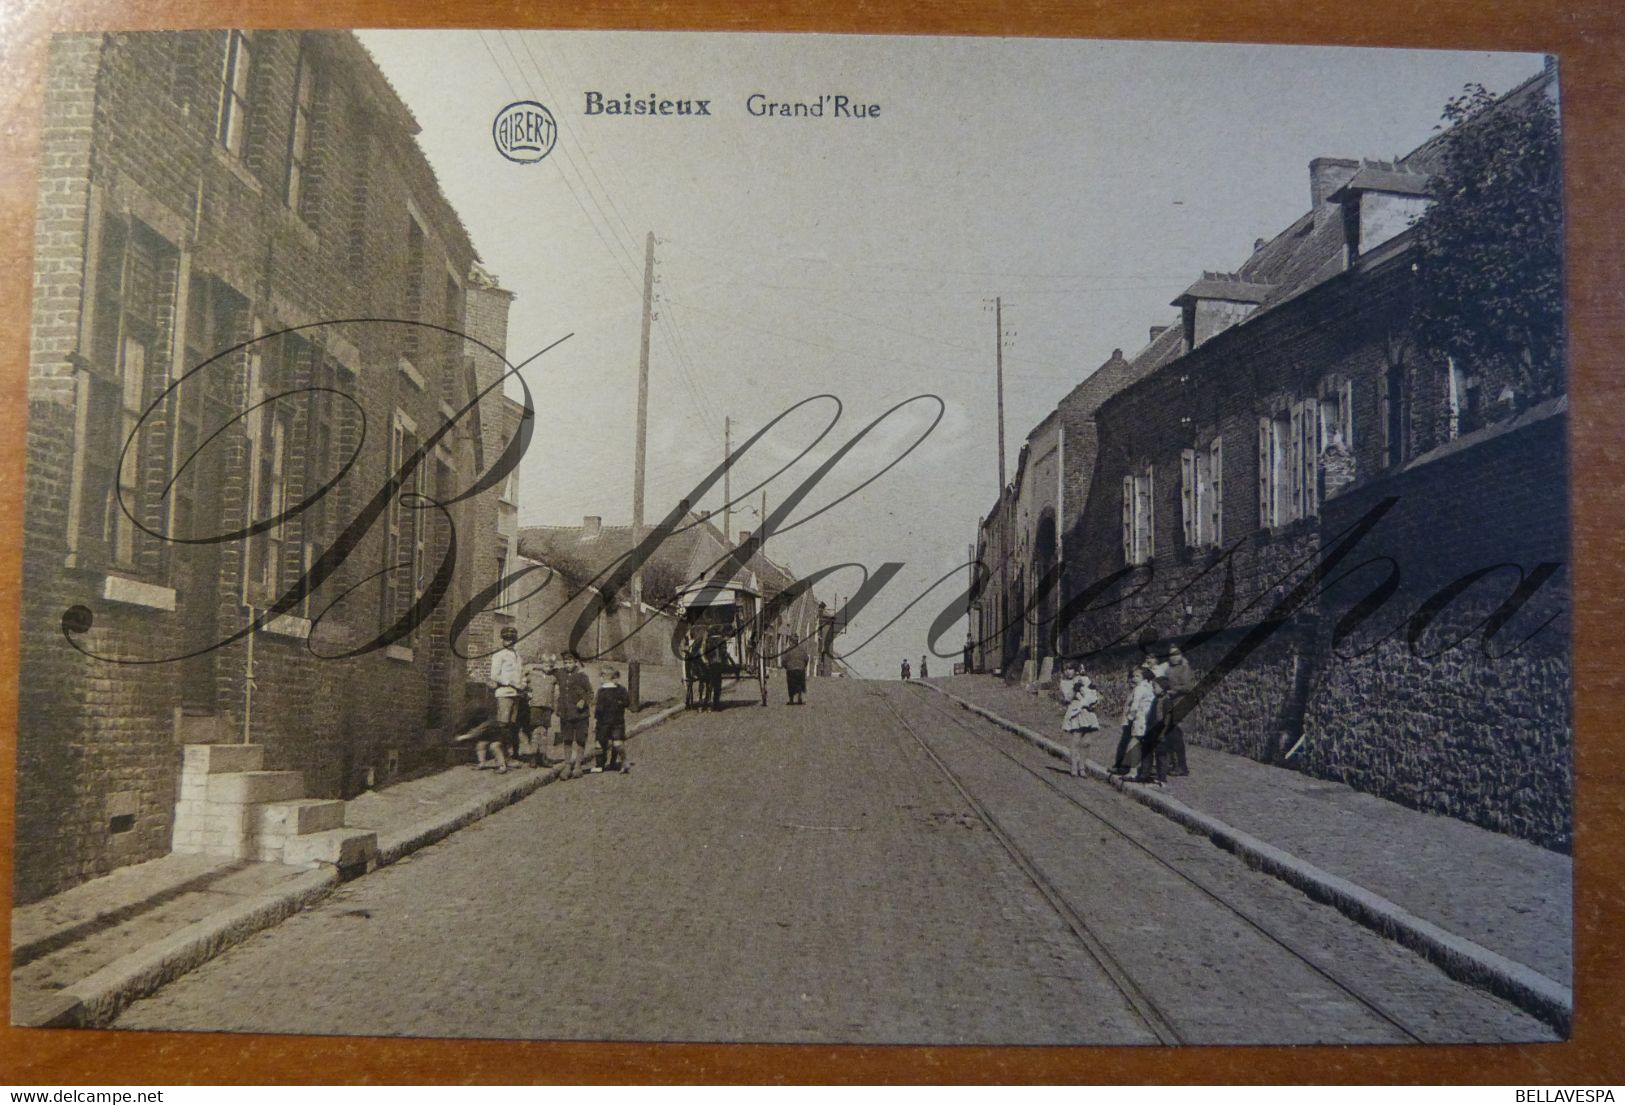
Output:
[1171, 272, 1274, 349]
[1329, 160, 1433, 259]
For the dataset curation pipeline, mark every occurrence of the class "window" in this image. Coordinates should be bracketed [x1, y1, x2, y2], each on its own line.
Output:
[173, 276, 245, 544]
[402, 217, 425, 365]
[442, 274, 462, 402]
[284, 52, 316, 212]
[1381, 362, 1409, 468]
[1259, 384, 1358, 528]
[1446, 357, 1483, 439]
[1121, 465, 1154, 566]
[246, 334, 311, 605]
[1181, 437, 1223, 549]
[301, 356, 353, 613]
[1258, 414, 1285, 529]
[216, 31, 252, 158]
[381, 412, 423, 631]
[78, 217, 174, 572]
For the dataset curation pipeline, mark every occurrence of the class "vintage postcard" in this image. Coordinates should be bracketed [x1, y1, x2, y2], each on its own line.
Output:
[9, 28, 1571, 1049]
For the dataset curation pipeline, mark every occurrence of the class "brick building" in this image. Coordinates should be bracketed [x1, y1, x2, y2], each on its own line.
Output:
[972, 340, 1168, 676]
[979, 69, 1569, 849]
[18, 31, 517, 901]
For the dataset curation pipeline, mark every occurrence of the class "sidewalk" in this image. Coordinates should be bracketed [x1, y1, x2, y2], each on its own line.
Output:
[10, 701, 685, 1028]
[923, 675, 1572, 1029]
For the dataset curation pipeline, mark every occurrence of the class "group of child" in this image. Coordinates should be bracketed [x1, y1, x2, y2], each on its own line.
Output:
[459, 633, 633, 779]
[1055, 647, 1195, 787]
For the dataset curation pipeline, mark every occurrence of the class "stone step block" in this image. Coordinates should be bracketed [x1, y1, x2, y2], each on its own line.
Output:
[206, 770, 304, 806]
[282, 828, 377, 870]
[181, 743, 265, 777]
[174, 712, 233, 745]
[255, 799, 346, 838]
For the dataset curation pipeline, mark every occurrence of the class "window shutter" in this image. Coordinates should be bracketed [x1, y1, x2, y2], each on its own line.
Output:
[1378, 375, 1391, 468]
[1257, 417, 1271, 529]
[1122, 475, 1134, 564]
[1180, 448, 1195, 548]
[1210, 437, 1224, 546]
[1305, 398, 1321, 518]
[1145, 465, 1155, 560]
[1342, 378, 1355, 447]
[1290, 401, 1306, 522]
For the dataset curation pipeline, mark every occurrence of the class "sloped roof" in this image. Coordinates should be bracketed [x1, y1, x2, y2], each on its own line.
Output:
[1172, 271, 1276, 306]
[518, 520, 711, 591]
[1328, 160, 1433, 200]
[519, 512, 805, 603]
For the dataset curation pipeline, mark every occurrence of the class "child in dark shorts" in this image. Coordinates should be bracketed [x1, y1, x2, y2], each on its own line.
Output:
[595, 667, 632, 774]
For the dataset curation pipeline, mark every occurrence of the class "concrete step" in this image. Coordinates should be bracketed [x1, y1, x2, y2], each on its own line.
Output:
[205, 770, 304, 806]
[180, 743, 265, 776]
[282, 829, 377, 870]
[174, 713, 235, 746]
[255, 799, 346, 839]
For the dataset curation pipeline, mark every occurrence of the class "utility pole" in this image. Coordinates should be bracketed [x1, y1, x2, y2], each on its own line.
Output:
[967, 540, 976, 673]
[995, 296, 1009, 675]
[723, 415, 732, 543]
[629, 230, 654, 708]
[996, 296, 1006, 493]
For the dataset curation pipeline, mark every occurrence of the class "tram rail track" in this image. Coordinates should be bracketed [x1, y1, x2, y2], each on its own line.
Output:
[872, 682, 1431, 1045]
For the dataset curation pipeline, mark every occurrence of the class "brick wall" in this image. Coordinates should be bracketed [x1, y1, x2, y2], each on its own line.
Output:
[17, 31, 507, 901]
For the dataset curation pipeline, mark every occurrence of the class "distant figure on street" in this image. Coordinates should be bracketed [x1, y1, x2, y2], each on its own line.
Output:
[963, 635, 975, 674]
[1111, 664, 1151, 776]
[483, 626, 521, 773]
[703, 630, 728, 710]
[1162, 645, 1196, 777]
[1134, 674, 1170, 788]
[683, 631, 706, 709]
[784, 636, 810, 704]
[594, 667, 631, 773]
[452, 700, 497, 761]
[919, 655, 929, 679]
[1062, 673, 1102, 777]
[1056, 663, 1078, 705]
[522, 655, 560, 768]
[901, 659, 911, 681]
[555, 654, 593, 778]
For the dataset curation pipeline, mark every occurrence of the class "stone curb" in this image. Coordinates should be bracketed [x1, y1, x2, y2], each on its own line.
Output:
[16, 702, 688, 1029]
[915, 681, 1573, 1035]
[23, 867, 339, 1029]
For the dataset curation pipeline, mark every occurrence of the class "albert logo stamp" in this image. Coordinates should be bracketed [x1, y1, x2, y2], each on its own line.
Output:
[493, 100, 557, 163]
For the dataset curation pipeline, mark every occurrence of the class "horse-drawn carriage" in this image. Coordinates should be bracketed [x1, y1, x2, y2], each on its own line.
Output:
[677, 570, 768, 708]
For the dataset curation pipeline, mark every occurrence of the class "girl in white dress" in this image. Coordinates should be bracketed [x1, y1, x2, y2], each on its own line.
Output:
[1061, 674, 1102, 777]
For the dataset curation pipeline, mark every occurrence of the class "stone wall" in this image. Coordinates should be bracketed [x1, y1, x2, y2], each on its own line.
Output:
[1301, 407, 1570, 849]
[1057, 245, 1569, 852]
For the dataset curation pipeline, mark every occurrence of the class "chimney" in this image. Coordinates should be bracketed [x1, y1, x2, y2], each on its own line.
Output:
[1309, 157, 1360, 211]
[1149, 325, 1169, 344]
[581, 515, 602, 540]
[1253, 238, 1266, 253]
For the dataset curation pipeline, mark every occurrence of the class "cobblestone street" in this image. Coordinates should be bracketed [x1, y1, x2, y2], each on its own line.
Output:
[114, 679, 1553, 1045]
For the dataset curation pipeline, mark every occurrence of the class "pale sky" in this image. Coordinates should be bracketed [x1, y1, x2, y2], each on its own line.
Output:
[358, 30, 1544, 677]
